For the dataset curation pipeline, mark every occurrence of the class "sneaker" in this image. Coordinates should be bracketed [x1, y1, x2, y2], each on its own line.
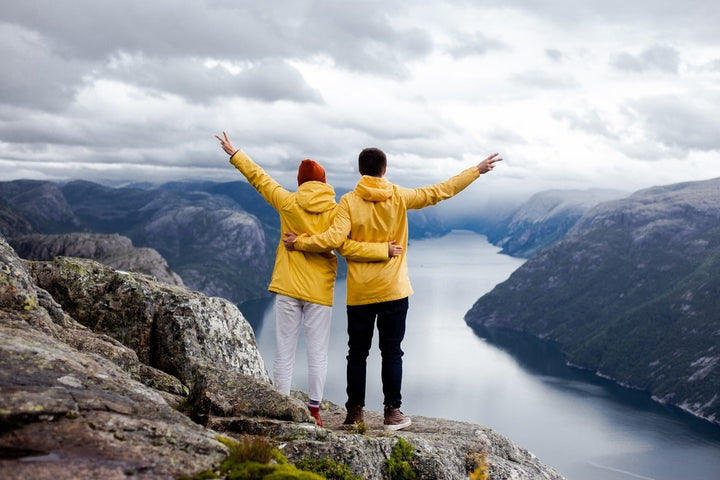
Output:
[308, 405, 323, 427]
[343, 404, 364, 425]
[384, 407, 411, 431]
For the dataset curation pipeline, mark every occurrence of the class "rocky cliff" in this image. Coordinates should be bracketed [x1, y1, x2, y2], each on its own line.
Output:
[10, 232, 184, 286]
[0, 236, 563, 479]
[466, 177, 720, 425]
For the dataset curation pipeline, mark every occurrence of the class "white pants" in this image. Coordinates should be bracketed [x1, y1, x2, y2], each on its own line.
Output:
[273, 294, 332, 403]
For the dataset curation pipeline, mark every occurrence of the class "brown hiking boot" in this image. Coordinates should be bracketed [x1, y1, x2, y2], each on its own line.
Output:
[383, 407, 411, 431]
[343, 404, 364, 425]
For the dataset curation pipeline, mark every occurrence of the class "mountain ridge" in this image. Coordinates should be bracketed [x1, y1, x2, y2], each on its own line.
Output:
[466, 177, 720, 425]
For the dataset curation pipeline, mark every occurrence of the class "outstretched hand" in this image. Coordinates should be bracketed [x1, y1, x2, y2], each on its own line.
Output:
[388, 240, 403, 257]
[476, 153, 502, 174]
[215, 131, 238, 156]
[283, 232, 298, 251]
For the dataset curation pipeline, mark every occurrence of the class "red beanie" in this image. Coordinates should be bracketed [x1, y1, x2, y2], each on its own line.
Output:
[297, 159, 326, 185]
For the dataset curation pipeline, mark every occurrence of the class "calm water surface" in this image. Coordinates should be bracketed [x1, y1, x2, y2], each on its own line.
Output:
[241, 231, 720, 480]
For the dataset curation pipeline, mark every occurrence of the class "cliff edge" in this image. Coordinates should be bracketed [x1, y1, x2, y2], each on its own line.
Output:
[0, 236, 563, 479]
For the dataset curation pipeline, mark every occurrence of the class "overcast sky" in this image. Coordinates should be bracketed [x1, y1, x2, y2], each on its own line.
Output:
[2, 0, 719, 203]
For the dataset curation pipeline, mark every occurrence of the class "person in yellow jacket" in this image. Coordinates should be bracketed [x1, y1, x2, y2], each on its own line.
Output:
[216, 132, 402, 427]
[284, 147, 502, 431]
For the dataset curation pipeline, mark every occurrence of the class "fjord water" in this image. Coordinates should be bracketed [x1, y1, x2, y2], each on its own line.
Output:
[242, 231, 720, 480]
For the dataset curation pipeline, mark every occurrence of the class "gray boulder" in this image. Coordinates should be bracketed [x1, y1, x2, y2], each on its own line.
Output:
[27, 255, 269, 387]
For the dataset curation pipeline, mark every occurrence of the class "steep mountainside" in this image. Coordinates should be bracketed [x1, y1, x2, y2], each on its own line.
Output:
[0, 179, 83, 233]
[485, 188, 627, 257]
[465, 178, 720, 425]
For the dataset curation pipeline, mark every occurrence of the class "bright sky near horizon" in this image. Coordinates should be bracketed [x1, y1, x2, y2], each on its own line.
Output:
[1, 1, 719, 203]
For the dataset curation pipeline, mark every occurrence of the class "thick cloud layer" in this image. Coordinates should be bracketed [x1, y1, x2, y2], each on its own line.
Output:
[1, 0, 719, 200]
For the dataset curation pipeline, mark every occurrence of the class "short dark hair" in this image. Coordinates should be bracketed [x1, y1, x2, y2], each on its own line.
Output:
[358, 147, 387, 177]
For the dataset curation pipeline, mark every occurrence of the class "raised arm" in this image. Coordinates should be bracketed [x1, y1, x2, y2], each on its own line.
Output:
[215, 131, 292, 209]
[404, 153, 502, 210]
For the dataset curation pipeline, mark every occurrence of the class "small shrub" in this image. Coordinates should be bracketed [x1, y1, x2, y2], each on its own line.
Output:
[181, 435, 319, 480]
[346, 421, 368, 435]
[467, 452, 490, 480]
[385, 437, 417, 480]
[225, 435, 276, 465]
[295, 458, 362, 480]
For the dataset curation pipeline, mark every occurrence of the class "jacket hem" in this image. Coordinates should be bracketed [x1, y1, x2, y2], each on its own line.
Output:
[268, 287, 333, 307]
[346, 291, 413, 306]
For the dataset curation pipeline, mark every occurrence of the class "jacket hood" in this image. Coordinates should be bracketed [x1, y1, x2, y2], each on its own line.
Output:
[355, 175, 394, 202]
[296, 181, 337, 213]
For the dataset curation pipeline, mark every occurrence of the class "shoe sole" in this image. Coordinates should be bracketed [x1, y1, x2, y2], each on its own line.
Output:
[383, 418, 412, 431]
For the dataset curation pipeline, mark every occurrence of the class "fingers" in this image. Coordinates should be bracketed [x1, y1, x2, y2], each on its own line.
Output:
[388, 240, 403, 257]
[477, 153, 503, 173]
[486, 153, 502, 165]
[282, 232, 296, 251]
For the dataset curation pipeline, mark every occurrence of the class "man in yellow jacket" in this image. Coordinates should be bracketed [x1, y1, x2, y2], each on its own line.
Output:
[284, 147, 502, 430]
[216, 133, 401, 427]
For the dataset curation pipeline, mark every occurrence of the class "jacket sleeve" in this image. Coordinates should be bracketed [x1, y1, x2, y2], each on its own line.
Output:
[402, 167, 480, 210]
[336, 239, 389, 262]
[293, 196, 353, 253]
[229, 150, 292, 209]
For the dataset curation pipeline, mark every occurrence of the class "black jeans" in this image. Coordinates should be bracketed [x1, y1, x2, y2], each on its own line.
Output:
[345, 297, 409, 409]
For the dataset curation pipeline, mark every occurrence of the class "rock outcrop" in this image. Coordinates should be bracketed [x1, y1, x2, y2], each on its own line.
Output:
[1, 236, 563, 479]
[10, 232, 184, 286]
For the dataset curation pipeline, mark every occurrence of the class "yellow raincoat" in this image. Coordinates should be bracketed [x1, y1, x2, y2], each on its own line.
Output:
[230, 150, 388, 306]
[293, 167, 481, 305]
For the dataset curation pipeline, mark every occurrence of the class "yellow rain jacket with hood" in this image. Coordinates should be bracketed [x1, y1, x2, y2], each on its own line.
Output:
[293, 166, 481, 305]
[230, 150, 388, 306]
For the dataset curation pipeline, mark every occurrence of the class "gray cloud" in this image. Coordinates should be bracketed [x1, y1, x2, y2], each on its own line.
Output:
[554, 109, 614, 138]
[625, 95, 720, 152]
[446, 32, 507, 58]
[105, 56, 322, 103]
[611, 45, 681, 73]
[2, 0, 431, 75]
[545, 49, 564, 62]
[2, 0, 720, 194]
[0, 24, 89, 111]
[698, 58, 720, 72]
[468, 0, 720, 42]
[0, 0, 434, 112]
[511, 70, 578, 89]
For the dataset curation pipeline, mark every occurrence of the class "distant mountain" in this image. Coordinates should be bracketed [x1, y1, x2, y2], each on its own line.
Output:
[0, 179, 83, 233]
[485, 189, 627, 258]
[161, 180, 458, 241]
[0, 179, 275, 304]
[465, 177, 720, 425]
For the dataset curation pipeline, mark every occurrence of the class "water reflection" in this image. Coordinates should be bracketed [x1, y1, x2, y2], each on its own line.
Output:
[470, 325, 720, 442]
